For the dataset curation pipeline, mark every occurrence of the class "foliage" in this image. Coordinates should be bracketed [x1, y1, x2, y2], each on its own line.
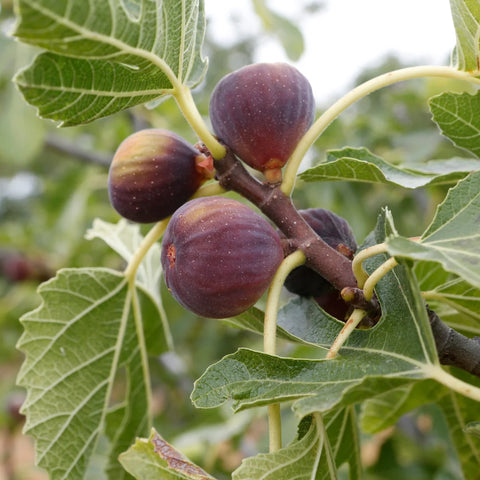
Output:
[1, 0, 480, 479]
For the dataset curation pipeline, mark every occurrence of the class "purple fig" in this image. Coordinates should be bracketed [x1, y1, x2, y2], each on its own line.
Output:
[209, 63, 315, 183]
[161, 197, 284, 318]
[108, 129, 213, 223]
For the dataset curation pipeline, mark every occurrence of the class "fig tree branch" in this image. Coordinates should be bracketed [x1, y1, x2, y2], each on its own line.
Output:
[213, 149, 361, 296]
[213, 147, 480, 379]
[428, 307, 480, 379]
[45, 134, 111, 168]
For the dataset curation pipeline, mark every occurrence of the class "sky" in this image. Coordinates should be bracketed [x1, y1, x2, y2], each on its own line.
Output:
[204, 0, 456, 102]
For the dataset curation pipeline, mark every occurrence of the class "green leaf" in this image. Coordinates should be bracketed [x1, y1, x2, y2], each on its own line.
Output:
[222, 306, 321, 346]
[119, 428, 217, 480]
[439, 381, 480, 478]
[414, 261, 480, 336]
[298, 147, 479, 188]
[423, 276, 480, 326]
[387, 171, 480, 289]
[449, 0, 480, 71]
[192, 348, 429, 419]
[13, 0, 208, 125]
[86, 219, 162, 307]
[232, 412, 352, 480]
[429, 91, 480, 157]
[360, 380, 445, 433]
[86, 218, 172, 353]
[16, 268, 156, 480]
[191, 210, 439, 417]
[252, 0, 304, 61]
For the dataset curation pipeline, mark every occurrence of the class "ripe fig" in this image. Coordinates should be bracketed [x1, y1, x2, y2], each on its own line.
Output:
[161, 197, 284, 318]
[284, 208, 357, 320]
[108, 129, 213, 223]
[209, 63, 315, 183]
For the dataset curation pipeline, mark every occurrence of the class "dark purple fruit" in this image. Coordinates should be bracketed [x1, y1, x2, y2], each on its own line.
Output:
[284, 208, 357, 319]
[209, 63, 315, 183]
[0, 249, 52, 283]
[108, 129, 213, 223]
[161, 197, 284, 318]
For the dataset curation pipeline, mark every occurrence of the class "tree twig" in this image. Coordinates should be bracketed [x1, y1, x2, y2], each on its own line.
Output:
[428, 307, 480, 379]
[45, 134, 112, 168]
[213, 148, 480, 379]
[214, 150, 362, 295]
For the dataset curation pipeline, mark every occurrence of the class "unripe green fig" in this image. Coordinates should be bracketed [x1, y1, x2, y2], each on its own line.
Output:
[108, 129, 213, 223]
[284, 208, 357, 320]
[161, 197, 284, 318]
[209, 63, 315, 183]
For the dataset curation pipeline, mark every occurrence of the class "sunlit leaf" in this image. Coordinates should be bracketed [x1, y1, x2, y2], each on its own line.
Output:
[299, 147, 479, 187]
[430, 91, 480, 157]
[17, 268, 157, 480]
[387, 171, 480, 289]
[85, 218, 172, 353]
[449, 0, 480, 71]
[13, 0, 207, 125]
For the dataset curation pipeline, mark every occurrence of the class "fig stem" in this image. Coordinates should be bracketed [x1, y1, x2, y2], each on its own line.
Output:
[264, 250, 306, 453]
[124, 219, 174, 351]
[281, 65, 480, 195]
[264, 250, 307, 355]
[174, 85, 226, 159]
[192, 181, 226, 198]
[326, 308, 368, 359]
[129, 277, 153, 428]
[422, 363, 480, 403]
[352, 243, 389, 288]
[363, 257, 399, 301]
[124, 219, 170, 280]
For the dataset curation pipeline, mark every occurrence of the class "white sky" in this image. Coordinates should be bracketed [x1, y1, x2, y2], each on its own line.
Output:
[205, 0, 456, 102]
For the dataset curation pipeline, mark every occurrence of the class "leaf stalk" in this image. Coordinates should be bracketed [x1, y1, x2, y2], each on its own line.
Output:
[281, 65, 480, 195]
[264, 250, 306, 453]
[326, 309, 368, 359]
[174, 86, 226, 159]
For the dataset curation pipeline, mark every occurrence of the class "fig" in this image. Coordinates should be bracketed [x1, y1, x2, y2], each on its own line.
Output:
[284, 208, 357, 320]
[161, 196, 284, 318]
[0, 249, 52, 283]
[108, 129, 213, 223]
[209, 63, 315, 183]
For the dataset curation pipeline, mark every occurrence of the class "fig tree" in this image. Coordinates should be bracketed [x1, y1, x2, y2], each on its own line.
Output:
[209, 63, 315, 183]
[161, 196, 284, 318]
[108, 129, 213, 223]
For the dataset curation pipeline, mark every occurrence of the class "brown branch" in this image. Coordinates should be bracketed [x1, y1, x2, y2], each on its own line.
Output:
[213, 148, 480, 378]
[213, 149, 380, 314]
[45, 134, 111, 168]
[428, 307, 480, 379]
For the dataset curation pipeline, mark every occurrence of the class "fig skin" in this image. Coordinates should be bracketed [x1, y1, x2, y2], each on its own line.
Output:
[284, 208, 357, 320]
[209, 63, 315, 182]
[108, 129, 213, 223]
[161, 197, 284, 318]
